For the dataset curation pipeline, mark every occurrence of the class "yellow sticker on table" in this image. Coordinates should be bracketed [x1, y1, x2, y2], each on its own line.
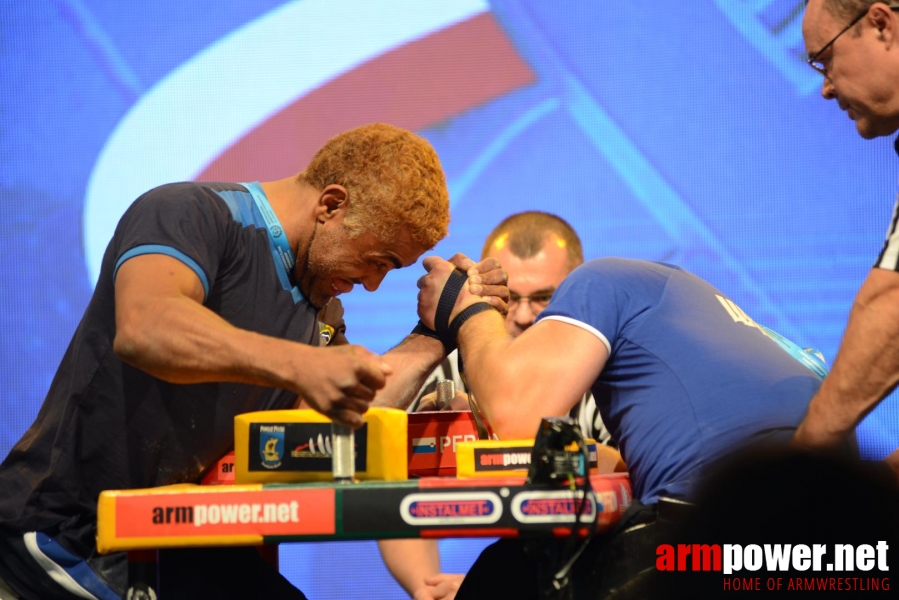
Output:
[234, 407, 408, 483]
[455, 439, 603, 478]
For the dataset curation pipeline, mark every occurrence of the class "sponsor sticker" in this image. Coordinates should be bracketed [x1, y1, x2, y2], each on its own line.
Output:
[400, 492, 503, 526]
[248, 423, 368, 472]
[511, 490, 598, 524]
[115, 488, 336, 538]
[474, 447, 532, 471]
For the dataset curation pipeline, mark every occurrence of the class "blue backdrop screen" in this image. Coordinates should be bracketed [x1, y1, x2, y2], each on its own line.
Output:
[2, 1, 897, 596]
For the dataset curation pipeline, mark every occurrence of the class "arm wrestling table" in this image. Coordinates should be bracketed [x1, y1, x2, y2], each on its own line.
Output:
[97, 408, 632, 597]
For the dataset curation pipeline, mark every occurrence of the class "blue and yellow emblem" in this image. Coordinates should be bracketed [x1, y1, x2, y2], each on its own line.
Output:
[319, 323, 335, 345]
[259, 425, 284, 469]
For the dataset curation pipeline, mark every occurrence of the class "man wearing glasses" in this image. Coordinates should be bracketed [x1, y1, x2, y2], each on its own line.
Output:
[796, 2, 899, 460]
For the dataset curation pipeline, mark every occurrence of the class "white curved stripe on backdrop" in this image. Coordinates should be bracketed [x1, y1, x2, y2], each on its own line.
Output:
[83, 0, 489, 285]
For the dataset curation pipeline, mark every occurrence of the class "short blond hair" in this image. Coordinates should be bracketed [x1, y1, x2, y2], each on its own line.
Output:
[299, 123, 449, 249]
[481, 211, 584, 271]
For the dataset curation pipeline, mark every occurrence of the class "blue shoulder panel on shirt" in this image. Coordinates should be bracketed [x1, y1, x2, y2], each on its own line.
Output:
[215, 189, 265, 229]
[114, 244, 210, 299]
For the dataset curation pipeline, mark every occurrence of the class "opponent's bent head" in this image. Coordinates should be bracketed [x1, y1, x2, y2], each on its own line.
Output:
[299, 123, 450, 249]
[481, 211, 583, 337]
[482, 211, 583, 269]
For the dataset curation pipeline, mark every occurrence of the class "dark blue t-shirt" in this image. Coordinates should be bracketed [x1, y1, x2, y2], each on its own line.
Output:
[538, 258, 821, 503]
[0, 182, 345, 563]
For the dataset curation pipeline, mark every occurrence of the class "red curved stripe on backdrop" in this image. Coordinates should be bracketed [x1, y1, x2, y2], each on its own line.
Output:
[198, 13, 534, 182]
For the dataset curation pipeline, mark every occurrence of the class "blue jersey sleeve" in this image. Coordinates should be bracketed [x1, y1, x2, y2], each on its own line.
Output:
[537, 258, 670, 354]
[110, 183, 236, 300]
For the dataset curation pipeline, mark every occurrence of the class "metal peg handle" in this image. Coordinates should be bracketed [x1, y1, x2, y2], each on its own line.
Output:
[331, 423, 354, 483]
[435, 379, 455, 410]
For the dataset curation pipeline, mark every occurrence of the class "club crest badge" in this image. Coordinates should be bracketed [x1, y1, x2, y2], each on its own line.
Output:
[319, 323, 335, 345]
[259, 425, 285, 469]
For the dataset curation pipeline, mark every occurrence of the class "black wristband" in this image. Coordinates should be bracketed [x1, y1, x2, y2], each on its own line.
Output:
[435, 269, 468, 335]
[448, 302, 495, 342]
[411, 320, 456, 355]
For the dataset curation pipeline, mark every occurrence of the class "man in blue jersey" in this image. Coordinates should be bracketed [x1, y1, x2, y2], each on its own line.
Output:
[382, 212, 615, 600]
[0, 124, 507, 600]
[416, 256, 824, 598]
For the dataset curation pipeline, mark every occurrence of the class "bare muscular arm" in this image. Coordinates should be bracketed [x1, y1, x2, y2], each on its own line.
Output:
[114, 254, 391, 427]
[795, 268, 899, 448]
[372, 253, 509, 410]
[418, 256, 606, 439]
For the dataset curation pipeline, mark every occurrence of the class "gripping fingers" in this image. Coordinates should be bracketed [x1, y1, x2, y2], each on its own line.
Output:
[468, 258, 508, 313]
[355, 360, 390, 391]
[329, 407, 366, 429]
[471, 257, 505, 282]
[344, 381, 377, 403]
[471, 282, 509, 310]
[346, 345, 391, 384]
[422, 255, 449, 273]
[352, 344, 390, 366]
[337, 395, 372, 415]
[327, 385, 374, 428]
[447, 252, 476, 272]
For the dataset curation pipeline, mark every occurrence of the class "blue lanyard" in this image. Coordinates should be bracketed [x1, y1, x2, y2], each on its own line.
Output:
[759, 325, 828, 380]
[241, 181, 296, 276]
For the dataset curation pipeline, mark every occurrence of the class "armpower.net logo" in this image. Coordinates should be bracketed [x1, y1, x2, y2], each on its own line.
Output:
[113, 488, 337, 539]
[656, 542, 890, 592]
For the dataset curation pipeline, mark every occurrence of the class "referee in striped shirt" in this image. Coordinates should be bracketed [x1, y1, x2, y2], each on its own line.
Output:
[797, 1, 899, 466]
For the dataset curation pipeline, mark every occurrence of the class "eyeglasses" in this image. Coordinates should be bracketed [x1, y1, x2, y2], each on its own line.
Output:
[806, 5, 899, 76]
[508, 291, 554, 312]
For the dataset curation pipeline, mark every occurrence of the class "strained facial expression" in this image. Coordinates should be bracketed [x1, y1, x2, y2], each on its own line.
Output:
[299, 220, 426, 308]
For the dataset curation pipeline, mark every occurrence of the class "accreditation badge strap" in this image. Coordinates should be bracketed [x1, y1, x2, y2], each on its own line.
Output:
[242, 181, 296, 277]
[758, 325, 829, 380]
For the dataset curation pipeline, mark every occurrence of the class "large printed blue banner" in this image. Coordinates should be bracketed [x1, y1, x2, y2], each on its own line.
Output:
[2, 1, 897, 596]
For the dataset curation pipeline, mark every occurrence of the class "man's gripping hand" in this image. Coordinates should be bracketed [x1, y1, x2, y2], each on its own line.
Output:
[447, 253, 509, 315]
[413, 573, 465, 600]
[417, 256, 489, 331]
[292, 345, 392, 429]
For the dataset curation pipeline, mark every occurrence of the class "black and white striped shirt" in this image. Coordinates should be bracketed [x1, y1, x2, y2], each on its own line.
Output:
[875, 136, 899, 270]
[411, 350, 615, 448]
